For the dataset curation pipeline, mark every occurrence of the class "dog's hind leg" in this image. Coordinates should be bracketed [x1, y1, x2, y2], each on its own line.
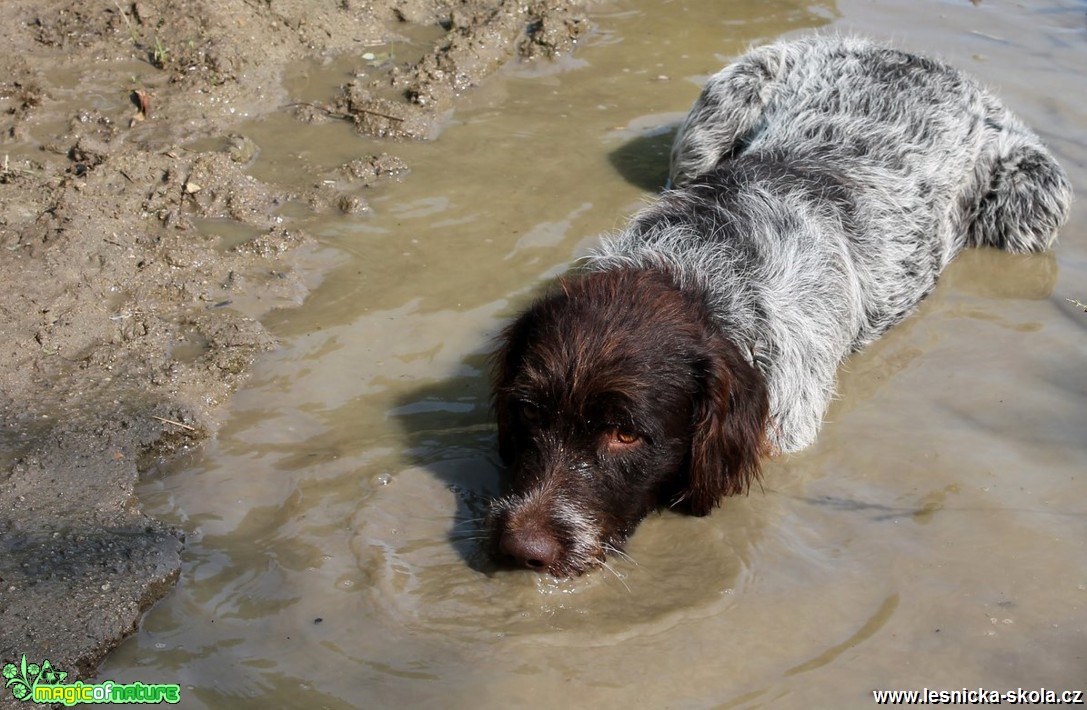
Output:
[669, 44, 789, 188]
[969, 109, 1072, 254]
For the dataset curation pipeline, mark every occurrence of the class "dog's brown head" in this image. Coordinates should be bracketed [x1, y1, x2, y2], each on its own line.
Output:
[488, 267, 769, 577]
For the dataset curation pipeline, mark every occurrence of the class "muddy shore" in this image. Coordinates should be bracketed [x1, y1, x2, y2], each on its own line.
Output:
[0, 0, 588, 691]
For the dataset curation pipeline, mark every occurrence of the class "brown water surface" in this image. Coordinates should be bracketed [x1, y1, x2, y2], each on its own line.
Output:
[101, 1, 1087, 707]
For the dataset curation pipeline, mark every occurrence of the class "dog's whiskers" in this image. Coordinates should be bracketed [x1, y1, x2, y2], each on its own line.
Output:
[602, 543, 638, 567]
[599, 559, 631, 593]
[449, 531, 489, 542]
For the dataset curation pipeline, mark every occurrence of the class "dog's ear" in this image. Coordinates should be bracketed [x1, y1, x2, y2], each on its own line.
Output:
[490, 311, 534, 465]
[684, 334, 769, 516]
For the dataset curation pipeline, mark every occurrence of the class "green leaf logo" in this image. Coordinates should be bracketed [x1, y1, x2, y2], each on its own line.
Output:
[4, 655, 66, 703]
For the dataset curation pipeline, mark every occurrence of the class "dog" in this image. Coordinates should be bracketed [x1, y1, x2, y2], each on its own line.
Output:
[487, 35, 1072, 577]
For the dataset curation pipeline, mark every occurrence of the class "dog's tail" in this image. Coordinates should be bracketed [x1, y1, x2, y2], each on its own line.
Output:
[969, 113, 1072, 254]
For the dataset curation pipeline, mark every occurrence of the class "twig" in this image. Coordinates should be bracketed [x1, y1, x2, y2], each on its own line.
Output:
[285, 101, 404, 123]
[151, 415, 197, 431]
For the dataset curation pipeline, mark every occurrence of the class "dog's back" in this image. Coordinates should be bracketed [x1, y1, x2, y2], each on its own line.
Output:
[588, 35, 1071, 452]
[672, 36, 1070, 250]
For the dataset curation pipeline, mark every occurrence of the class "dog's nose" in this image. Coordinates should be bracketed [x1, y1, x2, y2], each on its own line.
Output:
[499, 527, 560, 571]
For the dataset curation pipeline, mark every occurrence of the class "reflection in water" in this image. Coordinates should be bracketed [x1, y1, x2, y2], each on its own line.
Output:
[102, 0, 1087, 707]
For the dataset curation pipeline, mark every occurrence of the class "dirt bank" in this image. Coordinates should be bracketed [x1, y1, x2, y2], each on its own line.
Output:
[0, 0, 589, 694]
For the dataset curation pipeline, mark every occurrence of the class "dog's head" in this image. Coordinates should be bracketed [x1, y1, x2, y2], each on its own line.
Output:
[488, 268, 769, 577]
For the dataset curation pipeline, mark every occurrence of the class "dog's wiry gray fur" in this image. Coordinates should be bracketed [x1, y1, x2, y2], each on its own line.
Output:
[586, 35, 1072, 453]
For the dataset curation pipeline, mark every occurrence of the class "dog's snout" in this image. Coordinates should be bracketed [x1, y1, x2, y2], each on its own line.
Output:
[498, 525, 560, 572]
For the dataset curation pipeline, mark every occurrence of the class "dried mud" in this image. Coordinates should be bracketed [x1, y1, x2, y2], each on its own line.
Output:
[0, 0, 589, 692]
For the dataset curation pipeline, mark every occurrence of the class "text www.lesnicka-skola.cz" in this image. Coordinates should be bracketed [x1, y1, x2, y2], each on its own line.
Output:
[872, 688, 1084, 705]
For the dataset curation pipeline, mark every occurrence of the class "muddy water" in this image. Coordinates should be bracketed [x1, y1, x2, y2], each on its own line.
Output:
[101, 1, 1087, 707]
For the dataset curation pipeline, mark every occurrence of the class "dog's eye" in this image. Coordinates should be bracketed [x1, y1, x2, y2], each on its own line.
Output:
[610, 428, 641, 445]
[520, 404, 541, 422]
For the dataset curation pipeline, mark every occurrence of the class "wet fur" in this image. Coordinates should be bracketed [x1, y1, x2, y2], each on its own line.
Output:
[489, 35, 1072, 576]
